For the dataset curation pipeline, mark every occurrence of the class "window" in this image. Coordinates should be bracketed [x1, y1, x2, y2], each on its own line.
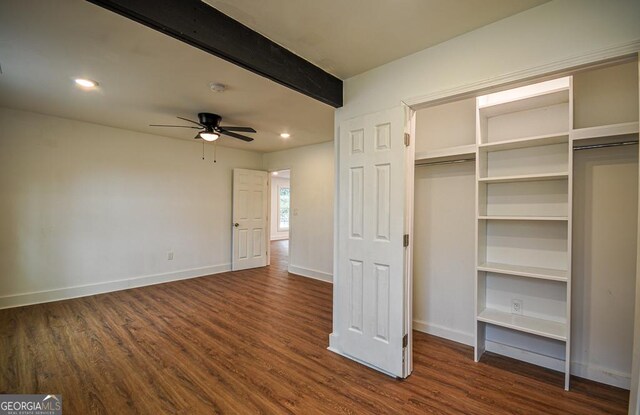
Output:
[277, 185, 290, 231]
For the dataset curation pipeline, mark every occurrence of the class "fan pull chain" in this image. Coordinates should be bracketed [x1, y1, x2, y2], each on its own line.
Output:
[202, 141, 205, 160]
[214, 141, 217, 163]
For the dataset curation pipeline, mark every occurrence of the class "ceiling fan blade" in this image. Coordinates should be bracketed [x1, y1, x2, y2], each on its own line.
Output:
[219, 126, 256, 133]
[177, 116, 204, 127]
[149, 124, 202, 129]
[220, 129, 254, 142]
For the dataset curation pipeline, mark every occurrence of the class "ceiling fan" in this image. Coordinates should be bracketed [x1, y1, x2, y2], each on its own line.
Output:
[150, 112, 256, 142]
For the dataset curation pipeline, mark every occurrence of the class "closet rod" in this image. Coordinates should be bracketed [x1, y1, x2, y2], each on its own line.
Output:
[573, 140, 638, 151]
[416, 158, 475, 167]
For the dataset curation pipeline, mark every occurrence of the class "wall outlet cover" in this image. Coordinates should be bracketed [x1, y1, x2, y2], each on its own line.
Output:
[511, 299, 523, 315]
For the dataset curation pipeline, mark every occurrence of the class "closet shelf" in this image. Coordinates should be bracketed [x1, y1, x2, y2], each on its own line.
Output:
[477, 77, 570, 110]
[478, 88, 569, 118]
[477, 262, 568, 282]
[478, 215, 568, 221]
[479, 133, 568, 152]
[415, 144, 476, 164]
[477, 308, 567, 341]
[478, 172, 568, 184]
[570, 121, 639, 141]
[475, 75, 573, 391]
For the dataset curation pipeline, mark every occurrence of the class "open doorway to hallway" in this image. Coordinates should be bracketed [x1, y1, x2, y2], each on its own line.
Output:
[270, 169, 291, 262]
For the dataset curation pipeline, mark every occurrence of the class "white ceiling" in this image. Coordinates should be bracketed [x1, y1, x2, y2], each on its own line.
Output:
[203, 0, 550, 79]
[0, 0, 549, 153]
[0, 0, 334, 153]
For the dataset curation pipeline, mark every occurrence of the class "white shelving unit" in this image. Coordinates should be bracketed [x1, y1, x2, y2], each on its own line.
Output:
[477, 262, 568, 282]
[414, 97, 477, 165]
[474, 76, 573, 390]
[477, 308, 567, 341]
[478, 215, 568, 221]
[415, 144, 476, 165]
[570, 121, 638, 141]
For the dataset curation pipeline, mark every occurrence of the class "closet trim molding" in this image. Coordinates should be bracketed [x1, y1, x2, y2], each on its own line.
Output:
[403, 40, 640, 110]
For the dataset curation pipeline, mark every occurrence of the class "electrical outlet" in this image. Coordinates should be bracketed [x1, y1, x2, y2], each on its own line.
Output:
[511, 299, 523, 315]
[167, 251, 174, 261]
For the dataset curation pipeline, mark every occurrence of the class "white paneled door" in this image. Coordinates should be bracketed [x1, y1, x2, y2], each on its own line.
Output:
[232, 169, 269, 271]
[330, 106, 414, 378]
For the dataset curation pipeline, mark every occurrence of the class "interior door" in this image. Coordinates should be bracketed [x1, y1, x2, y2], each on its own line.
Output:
[330, 106, 414, 378]
[232, 168, 269, 271]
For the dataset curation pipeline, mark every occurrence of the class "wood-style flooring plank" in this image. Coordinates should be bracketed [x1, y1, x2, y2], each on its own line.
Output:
[0, 240, 630, 414]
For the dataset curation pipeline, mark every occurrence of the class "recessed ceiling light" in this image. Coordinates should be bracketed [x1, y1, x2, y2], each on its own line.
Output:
[74, 78, 98, 88]
[272, 171, 279, 176]
[280, 133, 290, 138]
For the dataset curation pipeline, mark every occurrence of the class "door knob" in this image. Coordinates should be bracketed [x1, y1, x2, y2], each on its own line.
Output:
[234, 223, 239, 227]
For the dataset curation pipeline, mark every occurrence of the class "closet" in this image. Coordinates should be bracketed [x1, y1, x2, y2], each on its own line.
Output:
[413, 58, 639, 391]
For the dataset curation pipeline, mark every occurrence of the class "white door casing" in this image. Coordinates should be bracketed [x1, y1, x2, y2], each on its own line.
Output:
[330, 106, 414, 378]
[232, 168, 269, 271]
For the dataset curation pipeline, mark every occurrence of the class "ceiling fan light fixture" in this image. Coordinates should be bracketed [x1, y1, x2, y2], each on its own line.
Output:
[151, 113, 254, 143]
[200, 131, 220, 141]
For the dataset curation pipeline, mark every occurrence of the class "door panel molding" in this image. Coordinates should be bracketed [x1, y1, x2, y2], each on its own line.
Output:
[330, 106, 414, 378]
[232, 168, 268, 271]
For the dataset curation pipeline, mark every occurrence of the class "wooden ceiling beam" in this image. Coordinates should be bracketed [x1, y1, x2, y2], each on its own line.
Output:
[87, 0, 343, 107]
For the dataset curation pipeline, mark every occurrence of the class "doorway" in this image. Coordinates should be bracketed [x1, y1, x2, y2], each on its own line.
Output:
[270, 170, 291, 262]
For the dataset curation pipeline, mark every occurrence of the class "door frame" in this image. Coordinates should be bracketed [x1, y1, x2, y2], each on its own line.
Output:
[403, 107, 416, 375]
[266, 168, 292, 267]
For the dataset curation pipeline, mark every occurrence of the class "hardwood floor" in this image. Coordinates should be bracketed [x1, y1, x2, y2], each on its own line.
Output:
[0, 240, 629, 414]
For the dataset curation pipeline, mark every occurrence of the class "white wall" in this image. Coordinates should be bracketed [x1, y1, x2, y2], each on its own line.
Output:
[337, 0, 640, 123]
[263, 142, 334, 282]
[572, 146, 638, 388]
[633, 210, 640, 412]
[413, 162, 476, 345]
[0, 107, 263, 308]
[631, 61, 640, 415]
[270, 176, 290, 240]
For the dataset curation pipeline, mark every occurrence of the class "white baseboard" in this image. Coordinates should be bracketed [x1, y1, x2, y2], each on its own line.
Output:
[570, 361, 631, 390]
[0, 264, 231, 310]
[413, 320, 631, 389]
[484, 340, 565, 372]
[270, 235, 289, 241]
[288, 264, 333, 283]
[413, 319, 474, 346]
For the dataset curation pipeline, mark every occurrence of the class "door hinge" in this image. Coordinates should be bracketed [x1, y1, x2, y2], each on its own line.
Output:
[404, 132, 410, 147]
[402, 334, 408, 348]
[403, 234, 409, 247]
